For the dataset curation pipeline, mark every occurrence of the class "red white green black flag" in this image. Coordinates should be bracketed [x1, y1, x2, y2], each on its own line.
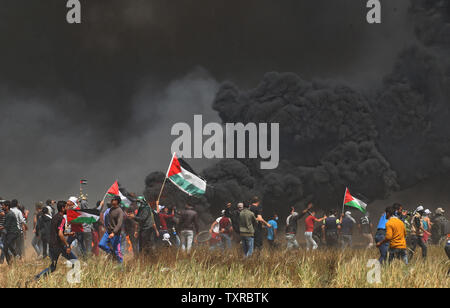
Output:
[67, 208, 100, 224]
[106, 180, 133, 208]
[343, 188, 367, 213]
[167, 153, 206, 196]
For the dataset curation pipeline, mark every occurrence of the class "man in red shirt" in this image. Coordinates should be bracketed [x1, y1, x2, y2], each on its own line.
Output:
[66, 197, 86, 257]
[158, 206, 175, 234]
[219, 213, 233, 249]
[304, 208, 326, 251]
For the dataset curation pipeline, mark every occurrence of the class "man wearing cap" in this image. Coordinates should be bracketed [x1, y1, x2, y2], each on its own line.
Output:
[431, 207, 448, 245]
[409, 206, 429, 259]
[422, 209, 432, 244]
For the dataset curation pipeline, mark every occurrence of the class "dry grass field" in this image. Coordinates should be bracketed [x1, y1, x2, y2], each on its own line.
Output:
[1, 244, 448, 288]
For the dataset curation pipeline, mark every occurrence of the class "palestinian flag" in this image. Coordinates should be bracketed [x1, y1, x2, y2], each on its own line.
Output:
[80, 179, 88, 185]
[167, 153, 206, 196]
[67, 208, 100, 224]
[107, 180, 133, 208]
[344, 188, 367, 213]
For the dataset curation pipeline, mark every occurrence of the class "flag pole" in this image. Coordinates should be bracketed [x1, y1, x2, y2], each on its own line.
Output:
[341, 187, 347, 216]
[156, 153, 176, 210]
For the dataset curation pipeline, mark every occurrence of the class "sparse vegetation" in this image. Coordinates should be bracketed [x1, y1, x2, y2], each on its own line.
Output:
[1, 246, 448, 288]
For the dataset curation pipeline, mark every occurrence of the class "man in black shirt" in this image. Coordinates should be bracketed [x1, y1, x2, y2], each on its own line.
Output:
[35, 201, 77, 280]
[340, 211, 355, 248]
[322, 210, 341, 248]
[249, 197, 272, 250]
[36, 207, 52, 259]
[2, 201, 20, 265]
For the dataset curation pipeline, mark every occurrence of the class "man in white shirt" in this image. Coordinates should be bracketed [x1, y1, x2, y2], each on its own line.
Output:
[10, 199, 27, 257]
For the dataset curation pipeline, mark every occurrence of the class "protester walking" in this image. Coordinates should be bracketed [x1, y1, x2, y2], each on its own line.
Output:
[2, 201, 20, 265]
[286, 204, 312, 250]
[128, 198, 158, 255]
[422, 209, 432, 244]
[35, 201, 77, 280]
[10, 200, 26, 258]
[249, 197, 271, 251]
[340, 211, 355, 249]
[36, 207, 52, 259]
[431, 208, 448, 245]
[266, 214, 278, 248]
[99, 196, 124, 263]
[304, 209, 325, 251]
[239, 203, 257, 257]
[376, 207, 408, 264]
[218, 210, 233, 250]
[409, 206, 429, 260]
[359, 213, 374, 248]
[178, 204, 199, 253]
[322, 210, 341, 248]
[32, 203, 43, 258]
[375, 210, 389, 264]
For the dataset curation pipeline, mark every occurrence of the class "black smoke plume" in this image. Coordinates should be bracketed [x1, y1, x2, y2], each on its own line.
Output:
[143, 0, 450, 219]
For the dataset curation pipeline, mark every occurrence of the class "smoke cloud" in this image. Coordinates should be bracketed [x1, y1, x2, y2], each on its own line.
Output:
[165, 0, 450, 217]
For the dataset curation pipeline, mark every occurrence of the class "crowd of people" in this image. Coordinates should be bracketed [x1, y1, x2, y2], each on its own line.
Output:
[0, 195, 449, 280]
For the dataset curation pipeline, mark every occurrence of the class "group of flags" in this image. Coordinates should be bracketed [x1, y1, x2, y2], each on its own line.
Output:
[67, 153, 207, 224]
[67, 153, 368, 225]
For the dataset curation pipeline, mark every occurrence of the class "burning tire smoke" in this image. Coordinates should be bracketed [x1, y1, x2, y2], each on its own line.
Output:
[144, 0, 450, 219]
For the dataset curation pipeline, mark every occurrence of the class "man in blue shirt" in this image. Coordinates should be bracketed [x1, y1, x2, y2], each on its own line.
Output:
[375, 208, 390, 264]
[266, 214, 278, 248]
